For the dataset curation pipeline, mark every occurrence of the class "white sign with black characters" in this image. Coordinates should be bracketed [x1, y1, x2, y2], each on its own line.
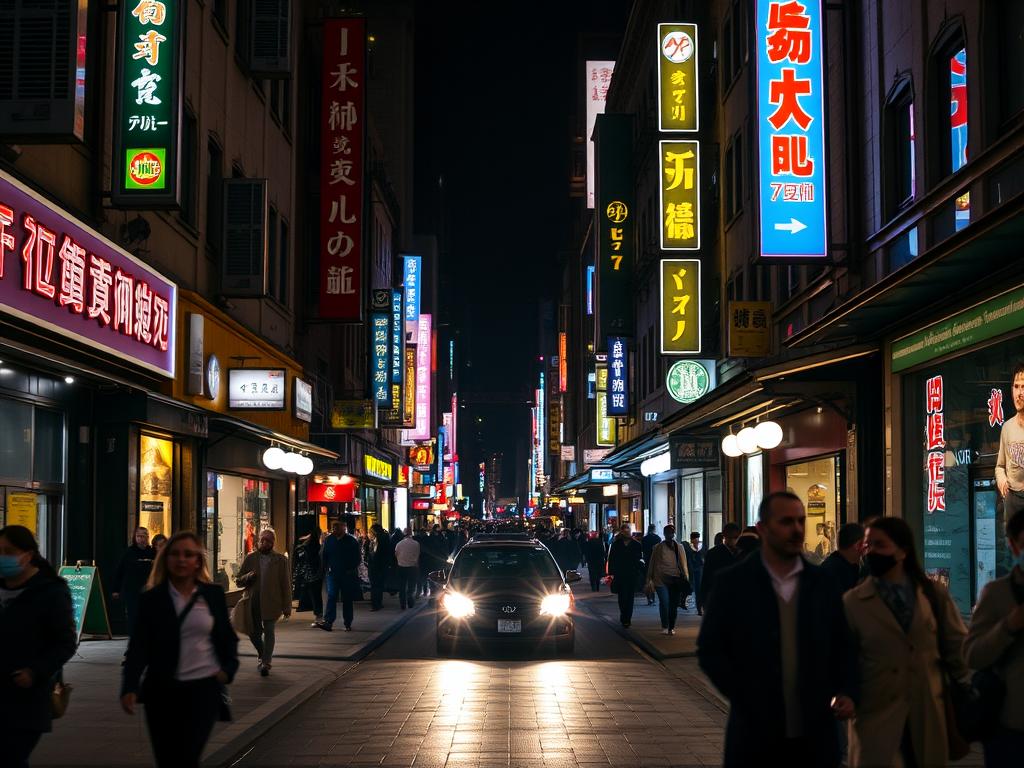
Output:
[227, 369, 286, 410]
[294, 378, 313, 422]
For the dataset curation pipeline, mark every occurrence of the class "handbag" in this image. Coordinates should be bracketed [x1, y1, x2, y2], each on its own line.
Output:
[230, 593, 253, 635]
[50, 669, 72, 719]
[925, 584, 980, 759]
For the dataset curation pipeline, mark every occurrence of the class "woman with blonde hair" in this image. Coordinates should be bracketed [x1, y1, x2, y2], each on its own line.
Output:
[121, 531, 238, 768]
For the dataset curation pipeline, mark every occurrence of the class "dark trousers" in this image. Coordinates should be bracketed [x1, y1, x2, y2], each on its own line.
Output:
[324, 575, 354, 628]
[2, 727, 42, 768]
[655, 584, 682, 629]
[302, 579, 324, 618]
[417, 568, 430, 595]
[690, 570, 703, 612]
[143, 676, 220, 768]
[123, 591, 141, 635]
[398, 566, 418, 608]
[616, 578, 637, 625]
[589, 567, 603, 591]
[370, 573, 385, 609]
[983, 727, 1024, 767]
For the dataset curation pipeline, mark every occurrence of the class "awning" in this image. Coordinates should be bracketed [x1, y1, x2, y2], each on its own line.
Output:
[208, 414, 340, 459]
[551, 466, 617, 495]
[601, 430, 668, 471]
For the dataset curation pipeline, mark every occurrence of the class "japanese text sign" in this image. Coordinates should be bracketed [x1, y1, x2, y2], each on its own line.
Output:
[402, 255, 421, 330]
[659, 259, 701, 354]
[330, 399, 374, 428]
[228, 369, 286, 409]
[925, 375, 945, 513]
[659, 140, 701, 250]
[113, 0, 183, 207]
[585, 60, 615, 209]
[319, 18, 365, 319]
[657, 23, 699, 132]
[595, 363, 616, 447]
[755, 0, 828, 260]
[558, 332, 568, 393]
[595, 114, 634, 342]
[404, 314, 432, 442]
[370, 311, 390, 406]
[403, 346, 416, 426]
[607, 336, 629, 416]
[0, 170, 177, 377]
[728, 301, 772, 356]
[391, 288, 404, 385]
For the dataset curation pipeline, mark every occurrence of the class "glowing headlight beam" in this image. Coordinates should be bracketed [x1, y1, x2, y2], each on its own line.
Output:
[441, 591, 475, 618]
[539, 593, 571, 617]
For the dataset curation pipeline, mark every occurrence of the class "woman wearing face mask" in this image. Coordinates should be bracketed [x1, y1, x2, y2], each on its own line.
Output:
[645, 524, 691, 635]
[842, 516, 969, 768]
[0, 525, 76, 768]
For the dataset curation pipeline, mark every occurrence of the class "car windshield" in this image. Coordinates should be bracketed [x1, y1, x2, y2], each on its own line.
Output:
[452, 547, 561, 580]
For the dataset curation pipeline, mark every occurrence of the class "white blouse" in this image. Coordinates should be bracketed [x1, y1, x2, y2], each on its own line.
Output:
[168, 583, 221, 682]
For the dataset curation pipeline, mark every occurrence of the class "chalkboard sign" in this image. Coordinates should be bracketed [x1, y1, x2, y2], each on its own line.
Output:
[58, 564, 112, 641]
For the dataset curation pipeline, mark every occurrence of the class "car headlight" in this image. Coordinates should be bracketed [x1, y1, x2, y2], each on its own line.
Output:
[539, 593, 571, 617]
[442, 591, 475, 618]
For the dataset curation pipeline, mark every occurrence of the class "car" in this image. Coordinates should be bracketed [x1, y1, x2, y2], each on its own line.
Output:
[432, 536, 580, 656]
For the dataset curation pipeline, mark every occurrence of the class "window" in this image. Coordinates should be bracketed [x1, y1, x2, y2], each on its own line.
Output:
[723, 130, 744, 221]
[949, 47, 970, 230]
[139, 434, 174, 538]
[724, 143, 734, 217]
[204, 473, 271, 589]
[884, 78, 916, 214]
[930, 26, 969, 230]
[267, 205, 278, 300]
[722, 14, 733, 93]
[180, 111, 198, 226]
[785, 455, 841, 564]
[206, 138, 223, 252]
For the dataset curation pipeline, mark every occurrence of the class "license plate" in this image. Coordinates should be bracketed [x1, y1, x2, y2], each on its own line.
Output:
[497, 619, 521, 633]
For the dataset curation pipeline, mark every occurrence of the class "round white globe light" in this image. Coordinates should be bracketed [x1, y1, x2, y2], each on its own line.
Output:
[721, 434, 743, 458]
[296, 456, 314, 476]
[281, 451, 303, 474]
[262, 446, 286, 470]
[755, 420, 784, 450]
[736, 426, 760, 454]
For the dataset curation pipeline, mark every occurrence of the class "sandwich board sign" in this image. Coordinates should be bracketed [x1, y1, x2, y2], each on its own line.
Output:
[59, 563, 113, 642]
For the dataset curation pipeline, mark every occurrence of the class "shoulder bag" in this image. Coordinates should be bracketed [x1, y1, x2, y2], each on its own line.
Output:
[50, 668, 72, 719]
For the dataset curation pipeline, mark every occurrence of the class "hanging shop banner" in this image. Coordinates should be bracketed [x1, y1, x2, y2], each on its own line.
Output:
[558, 332, 568, 392]
[0, 171, 177, 378]
[370, 311, 390, 406]
[381, 289, 404, 425]
[443, 413, 454, 461]
[660, 259, 701, 354]
[408, 443, 435, 469]
[586, 265, 595, 316]
[228, 369, 286, 409]
[402, 254, 421, 332]
[307, 480, 355, 503]
[665, 359, 717, 404]
[659, 140, 700, 250]
[595, 363, 616, 447]
[548, 374, 561, 455]
[755, 0, 828, 261]
[403, 346, 416, 426]
[585, 60, 615, 209]
[293, 378, 313, 422]
[607, 336, 629, 416]
[330, 399, 375, 428]
[364, 453, 394, 483]
[728, 301, 773, 357]
[595, 113, 635, 342]
[112, 0, 184, 207]
[319, 18, 366, 320]
[404, 314, 432, 441]
[657, 23, 699, 132]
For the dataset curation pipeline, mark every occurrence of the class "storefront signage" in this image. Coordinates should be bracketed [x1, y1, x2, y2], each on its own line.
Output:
[892, 284, 1024, 373]
[607, 336, 629, 415]
[670, 436, 719, 469]
[404, 314, 432, 441]
[657, 23, 699, 132]
[363, 453, 393, 483]
[728, 301, 772, 356]
[187, 313, 204, 394]
[559, 332, 568, 393]
[205, 354, 220, 401]
[583, 448, 611, 465]
[659, 140, 700, 250]
[370, 308, 390, 406]
[381, 289, 404, 425]
[560, 445, 576, 461]
[755, 0, 828, 261]
[319, 18, 365, 320]
[294, 378, 312, 423]
[666, 359, 716, 404]
[443, 413, 454, 461]
[0, 170, 177, 378]
[590, 468, 614, 482]
[112, 0, 183, 207]
[58, 564, 112, 641]
[330, 399, 374, 428]
[228, 368, 286, 409]
[585, 60, 614, 208]
[660, 259, 701, 353]
[586, 264, 595, 316]
[307, 480, 354, 503]
[595, 113, 634, 340]
[595, 363, 616, 446]
[925, 375, 946, 513]
[402, 254, 421, 330]
[403, 346, 416, 426]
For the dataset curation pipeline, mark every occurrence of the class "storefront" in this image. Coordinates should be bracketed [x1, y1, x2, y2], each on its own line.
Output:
[642, 438, 723, 546]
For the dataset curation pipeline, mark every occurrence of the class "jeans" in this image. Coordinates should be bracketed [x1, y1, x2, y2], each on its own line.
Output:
[616, 578, 637, 625]
[1, 728, 42, 768]
[249, 619, 277, 665]
[324, 574, 354, 628]
[302, 579, 324, 618]
[144, 676, 221, 768]
[655, 584, 682, 629]
[398, 565, 418, 608]
[983, 726, 1024, 767]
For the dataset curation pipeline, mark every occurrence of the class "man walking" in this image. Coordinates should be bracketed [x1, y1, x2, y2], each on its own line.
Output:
[641, 524, 661, 605]
[112, 526, 155, 634]
[237, 529, 291, 676]
[607, 524, 643, 627]
[683, 531, 705, 614]
[997, 362, 1024, 519]
[413, 528, 431, 596]
[699, 522, 740, 610]
[697, 492, 853, 766]
[584, 531, 607, 591]
[318, 521, 362, 632]
[394, 528, 421, 610]
[821, 522, 865, 594]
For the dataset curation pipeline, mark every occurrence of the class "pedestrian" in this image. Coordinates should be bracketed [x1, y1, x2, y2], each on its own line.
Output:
[553, 529, 577, 573]
[236, 529, 291, 676]
[151, 533, 167, 555]
[428, 524, 449, 573]
[820, 522, 865, 595]
[641, 524, 661, 605]
[964, 506, 1024, 766]
[996, 362, 1024, 519]
[699, 522, 740, 610]
[607, 524, 643, 628]
[645, 524, 691, 635]
[0, 525, 76, 768]
[121, 530, 239, 768]
[736, 525, 761, 558]
[368, 524, 394, 611]
[697, 492, 854, 767]
[843, 516, 969, 768]
[112, 526, 156, 634]
[683, 531, 705, 615]
[584, 531, 607, 591]
[394, 528, 421, 610]
[413, 528, 431, 596]
[293, 527, 324, 625]
[318, 521, 362, 631]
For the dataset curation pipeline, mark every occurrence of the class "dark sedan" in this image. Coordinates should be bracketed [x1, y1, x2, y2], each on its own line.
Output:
[433, 537, 579, 656]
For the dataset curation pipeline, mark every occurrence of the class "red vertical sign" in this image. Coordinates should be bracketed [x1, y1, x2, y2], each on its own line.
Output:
[319, 19, 365, 320]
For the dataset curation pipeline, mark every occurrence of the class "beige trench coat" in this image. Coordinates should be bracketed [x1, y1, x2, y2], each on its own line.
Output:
[238, 550, 293, 621]
[843, 578, 968, 768]
[645, 540, 690, 587]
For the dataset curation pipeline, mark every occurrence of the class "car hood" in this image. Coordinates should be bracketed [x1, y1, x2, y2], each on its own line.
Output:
[445, 576, 566, 600]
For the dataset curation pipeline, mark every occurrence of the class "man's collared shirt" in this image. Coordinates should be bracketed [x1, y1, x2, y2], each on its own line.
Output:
[763, 553, 804, 603]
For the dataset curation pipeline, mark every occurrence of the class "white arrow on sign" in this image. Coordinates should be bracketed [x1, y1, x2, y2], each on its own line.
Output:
[774, 217, 807, 234]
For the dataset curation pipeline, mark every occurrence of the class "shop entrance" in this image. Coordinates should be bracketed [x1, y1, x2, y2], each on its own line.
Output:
[203, 472, 271, 591]
[0, 488, 63, 562]
[783, 454, 843, 564]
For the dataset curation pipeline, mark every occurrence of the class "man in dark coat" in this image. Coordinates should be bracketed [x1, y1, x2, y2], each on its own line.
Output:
[607, 525, 644, 627]
[413, 528, 432, 596]
[318, 521, 362, 631]
[820, 522, 865, 594]
[368, 524, 394, 610]
[683, 531, 705, 614]
[699, 521, 740, 610]
[697, 492, 854, 767]
[584, 532, 607, 591]
[112, 526, 156, 634]
[641, 524, 661, 605]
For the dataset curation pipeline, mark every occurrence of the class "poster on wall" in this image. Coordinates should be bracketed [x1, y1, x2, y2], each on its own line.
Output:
[139, 434, 173, 536]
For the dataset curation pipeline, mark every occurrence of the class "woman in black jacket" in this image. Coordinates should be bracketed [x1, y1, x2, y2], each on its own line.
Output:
[293, 527, 324, 623]
[121, 530, 239, 768]
[607, 525, 644, 627]
[0, 525, 76, 768]
[584, 532, 608, 592]
[368, 524, 394, 611]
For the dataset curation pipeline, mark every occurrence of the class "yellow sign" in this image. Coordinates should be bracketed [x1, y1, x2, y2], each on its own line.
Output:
[728, 301, 773, 357]
[660, 140, 700, 250]
[596, 364, 609, 392]
[596, 391, 616, 446]
[331, 400, 375, 429]
[657, 23, 699, 132]
[660, 259, 701, 354]
[7, 492, 38, 533]
[139, 435, 173, 537]
[364, 454, 393, 482]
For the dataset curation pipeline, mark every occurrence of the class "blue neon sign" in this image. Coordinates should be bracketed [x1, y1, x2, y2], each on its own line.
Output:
[755, 0, 828, 260]
[607, 336, 628, 416]
[402, 255, 421, 325]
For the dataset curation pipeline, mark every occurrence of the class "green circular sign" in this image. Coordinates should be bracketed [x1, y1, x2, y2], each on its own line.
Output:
[666, 360, 711, 404]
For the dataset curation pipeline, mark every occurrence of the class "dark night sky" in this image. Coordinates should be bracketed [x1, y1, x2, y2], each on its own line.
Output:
[414, 2, 630, 497]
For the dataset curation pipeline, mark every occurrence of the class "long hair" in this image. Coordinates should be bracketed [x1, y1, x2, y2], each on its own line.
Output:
[0, 525, 59, 581]
[146, 530, 212, 589]
[865, 516, 932, 593]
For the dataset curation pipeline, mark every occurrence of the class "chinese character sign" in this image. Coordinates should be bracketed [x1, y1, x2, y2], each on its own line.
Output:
[925, 375, 945, 513]
[585, 60, 615, 209]
[403, 314, 432, 442]
[728, 301, 772, 356]
[370, 312, 390, 406]
[659, 140, 701, 250]
[402, 255, 421, 331]
[595, 364, 616, 447]
[558, 332, 568, 393]
[319, 19, 365, 320]
[659, 259, 701, 354]
[113, 0, 183, 206]
[607, 337, 629, 416]
[595, 114, 635, 340]
[988, 387, 1005, 428]
[657, 24, 699, 132]
[755, 0, 828, 260]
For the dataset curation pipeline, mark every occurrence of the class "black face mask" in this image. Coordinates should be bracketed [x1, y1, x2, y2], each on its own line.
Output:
[865, 552, 899, 578]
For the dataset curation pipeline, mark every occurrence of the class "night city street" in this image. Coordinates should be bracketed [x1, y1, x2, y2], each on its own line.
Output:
[2, 1, 1024, 767]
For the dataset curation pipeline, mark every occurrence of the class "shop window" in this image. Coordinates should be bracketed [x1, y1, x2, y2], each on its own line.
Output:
[680, 473, 704, 541]
[32, 408, 64, 484]
[784, 456, 841, 564]
[205, 472, 271, 588]
[139, 434, 174, 538]
[0, 399, 32, 483]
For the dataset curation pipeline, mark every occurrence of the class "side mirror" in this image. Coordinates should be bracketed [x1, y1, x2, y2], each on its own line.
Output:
[428, 569, 448, 584]
[564, 570, 582, 584]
